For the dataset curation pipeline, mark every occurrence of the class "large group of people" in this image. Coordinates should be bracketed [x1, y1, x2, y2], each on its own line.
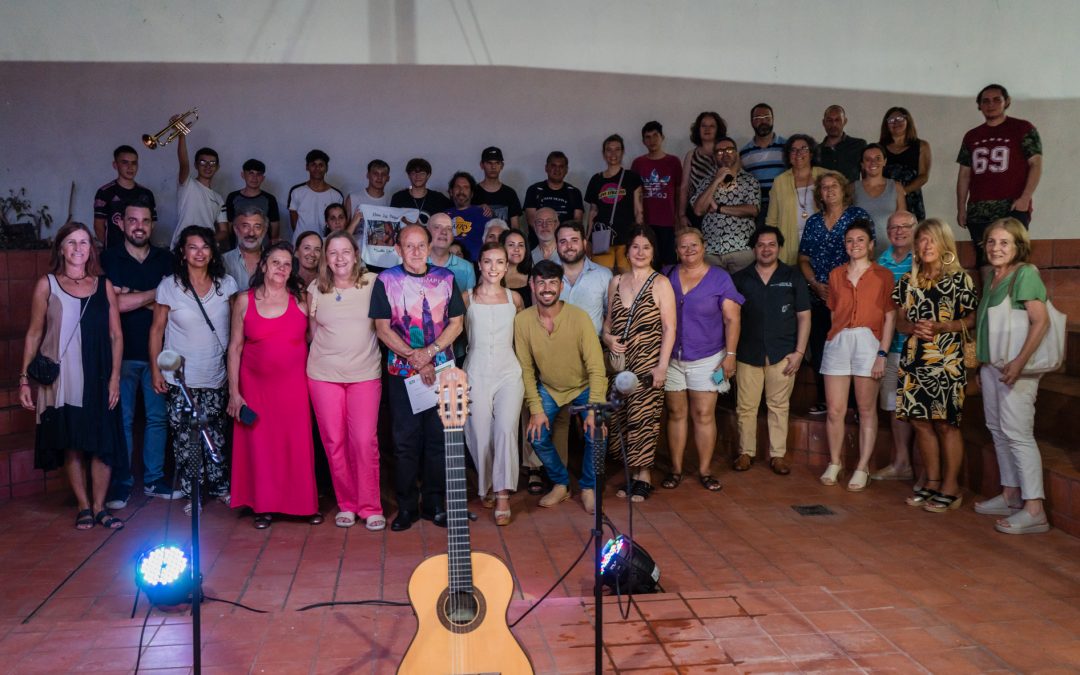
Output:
[19, 83, 1057, 537]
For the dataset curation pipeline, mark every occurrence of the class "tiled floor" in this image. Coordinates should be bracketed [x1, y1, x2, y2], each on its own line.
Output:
[2, 461, 1079, 674]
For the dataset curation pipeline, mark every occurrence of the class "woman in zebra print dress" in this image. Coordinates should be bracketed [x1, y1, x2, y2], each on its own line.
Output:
[602, 226, 676, 500]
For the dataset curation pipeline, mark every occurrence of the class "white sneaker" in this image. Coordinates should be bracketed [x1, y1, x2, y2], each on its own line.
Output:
[105, 496, 129, 510]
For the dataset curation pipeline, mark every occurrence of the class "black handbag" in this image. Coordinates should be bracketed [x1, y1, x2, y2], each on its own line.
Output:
[27, 279, 92, 385]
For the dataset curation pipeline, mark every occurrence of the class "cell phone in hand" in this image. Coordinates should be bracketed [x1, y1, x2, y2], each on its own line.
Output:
[711, 370, 725, 385]
[238, 404, 258, 426]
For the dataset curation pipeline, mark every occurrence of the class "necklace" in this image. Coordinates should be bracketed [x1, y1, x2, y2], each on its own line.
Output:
[333, 285, 349, 302]
[63, 272, 89, 284]
[794, 174, 812, 219]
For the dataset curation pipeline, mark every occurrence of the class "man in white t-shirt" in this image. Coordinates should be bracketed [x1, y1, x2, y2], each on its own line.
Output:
[170, 131, 226, 248]
[344, 158, 391, 239]
[288, 149, 344, 244]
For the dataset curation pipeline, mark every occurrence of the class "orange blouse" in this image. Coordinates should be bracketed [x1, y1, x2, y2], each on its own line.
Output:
[826, 263, 896, 342]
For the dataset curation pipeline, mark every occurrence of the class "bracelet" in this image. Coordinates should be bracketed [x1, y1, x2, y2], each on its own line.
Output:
[795, 350, 804, 356]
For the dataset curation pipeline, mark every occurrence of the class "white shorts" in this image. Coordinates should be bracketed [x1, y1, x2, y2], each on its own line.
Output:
[879, 352, 901, 411]
[666, 350, 725, 393]
[820, 327, 879, 377]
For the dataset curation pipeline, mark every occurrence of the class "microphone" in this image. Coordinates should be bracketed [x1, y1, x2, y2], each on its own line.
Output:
[157, 349, 185, 373]
[612, 370, 654, 396]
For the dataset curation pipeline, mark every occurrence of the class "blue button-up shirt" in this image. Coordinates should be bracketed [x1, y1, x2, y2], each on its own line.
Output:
[560, 258, 611, 334]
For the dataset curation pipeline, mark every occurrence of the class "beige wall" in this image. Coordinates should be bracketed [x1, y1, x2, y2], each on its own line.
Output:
[0, 1, 1077, 242]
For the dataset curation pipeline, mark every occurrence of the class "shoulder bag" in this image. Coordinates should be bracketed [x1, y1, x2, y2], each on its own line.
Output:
[27, 277, 93, 385]
[987, 264, 1066, 374]
[591, 170, 625, 255]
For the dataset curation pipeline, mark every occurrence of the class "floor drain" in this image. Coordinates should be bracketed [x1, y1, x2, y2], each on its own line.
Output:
[791, 504, 835, 516]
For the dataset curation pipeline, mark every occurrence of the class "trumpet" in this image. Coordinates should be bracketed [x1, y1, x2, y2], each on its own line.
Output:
[142, 108, 199, 149]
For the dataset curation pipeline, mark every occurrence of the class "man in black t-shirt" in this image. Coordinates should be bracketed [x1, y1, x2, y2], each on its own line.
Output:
[390, 157, 453, 225]
[102, 199, 176, 509]
[94, 145, 158, 249]
[224, 158, 282, 246]
[471, 146, 522, 231]
[524, 151, 585, 226]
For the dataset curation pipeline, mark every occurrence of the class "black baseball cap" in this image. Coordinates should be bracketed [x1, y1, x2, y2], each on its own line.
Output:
[481, 146, 504, 162]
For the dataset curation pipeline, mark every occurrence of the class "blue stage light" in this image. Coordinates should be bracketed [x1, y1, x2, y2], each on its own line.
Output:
[135, 545, 193, 606]
[599, 535, 660, 594]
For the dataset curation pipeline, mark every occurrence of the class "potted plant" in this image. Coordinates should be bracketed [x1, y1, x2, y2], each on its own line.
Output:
[0, 188, 52, 249]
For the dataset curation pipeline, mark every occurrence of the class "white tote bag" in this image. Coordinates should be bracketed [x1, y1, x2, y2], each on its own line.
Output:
[986, 265, 1067, 375]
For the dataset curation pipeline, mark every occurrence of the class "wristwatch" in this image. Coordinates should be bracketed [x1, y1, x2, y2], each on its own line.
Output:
[877, 350, 888, 358]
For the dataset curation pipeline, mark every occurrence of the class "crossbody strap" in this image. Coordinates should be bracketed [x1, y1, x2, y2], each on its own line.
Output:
[619, 271, 658, 342]
[191, 285, 228, 353]
[55, 275, 94, 363]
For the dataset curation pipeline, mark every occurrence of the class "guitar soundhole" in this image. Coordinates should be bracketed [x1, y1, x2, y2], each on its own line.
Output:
[437, 588, 487, 632]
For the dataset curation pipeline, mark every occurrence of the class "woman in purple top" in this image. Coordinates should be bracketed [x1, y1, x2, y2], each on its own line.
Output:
[660, 229, 743, 493]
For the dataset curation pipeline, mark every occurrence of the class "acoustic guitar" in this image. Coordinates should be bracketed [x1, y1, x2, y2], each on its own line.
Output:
[398, 368, 533, 675]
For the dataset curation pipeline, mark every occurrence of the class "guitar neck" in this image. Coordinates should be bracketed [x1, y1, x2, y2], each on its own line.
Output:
[444, 426, 473, 593]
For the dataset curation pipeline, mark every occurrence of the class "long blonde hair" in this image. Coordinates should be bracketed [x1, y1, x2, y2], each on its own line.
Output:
[317, 231, 369, 294]
[910, 218, 962, 282]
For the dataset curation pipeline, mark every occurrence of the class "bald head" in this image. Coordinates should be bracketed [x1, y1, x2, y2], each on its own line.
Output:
[823, 105, 848, 140]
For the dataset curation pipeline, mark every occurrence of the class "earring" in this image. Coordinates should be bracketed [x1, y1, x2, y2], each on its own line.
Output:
[941, 251, 956, 266]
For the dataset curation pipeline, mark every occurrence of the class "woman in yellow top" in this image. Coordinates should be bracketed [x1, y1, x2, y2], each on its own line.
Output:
[765, 134, 826, 265]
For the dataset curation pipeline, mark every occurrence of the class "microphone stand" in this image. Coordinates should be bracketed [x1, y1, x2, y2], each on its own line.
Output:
[571, 394, 624, 674]
[171, 365, 221, 675]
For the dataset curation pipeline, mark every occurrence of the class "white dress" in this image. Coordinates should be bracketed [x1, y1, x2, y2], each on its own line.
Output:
[463, 288, 524, 496]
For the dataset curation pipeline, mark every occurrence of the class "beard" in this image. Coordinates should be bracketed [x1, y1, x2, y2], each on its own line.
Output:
[559, 247, 585, 264]
[754, 123, 773, 137]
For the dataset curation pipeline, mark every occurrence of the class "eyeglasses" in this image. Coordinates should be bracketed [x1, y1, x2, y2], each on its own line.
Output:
[715, 148, 737, 156]
[886, 116, 907, 124]
[751, 114, 773, 121]
[790, 147, 810, 156]
[197, 160, 218, 167]
[887, 224, 914, 231]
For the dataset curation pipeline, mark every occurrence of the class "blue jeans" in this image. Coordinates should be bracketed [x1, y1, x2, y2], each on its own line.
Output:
[112, 360, 169, 492]
[530, 384, 596, 490]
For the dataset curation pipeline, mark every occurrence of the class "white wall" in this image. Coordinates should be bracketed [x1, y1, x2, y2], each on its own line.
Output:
[1, 1, 1078, 242]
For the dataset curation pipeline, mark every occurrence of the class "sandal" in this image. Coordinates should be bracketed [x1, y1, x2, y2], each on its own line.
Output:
[905, 479, 941, 507]
[660, 472, 683, 489]
[75, 509, 95, 530]
[994, 509, 1050, 535]
[699, 475, 722, 492]
[253, 514, 271, 529]
[630, 480, 654, 502]
[335, 511, 357, 528]
[94, 511, 124, 530]
[365, 514, 387, 531]
[923, 493, 963, 513]
[481, 493, 496, 509]
[820, 463, 842, 486]
[526, 469, 544, 496]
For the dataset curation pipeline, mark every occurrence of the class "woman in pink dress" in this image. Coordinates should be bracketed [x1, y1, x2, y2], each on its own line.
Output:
[227, 242, 320, 528]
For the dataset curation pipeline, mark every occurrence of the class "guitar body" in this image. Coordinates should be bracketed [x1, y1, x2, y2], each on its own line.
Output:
[398, 551, 533, 675]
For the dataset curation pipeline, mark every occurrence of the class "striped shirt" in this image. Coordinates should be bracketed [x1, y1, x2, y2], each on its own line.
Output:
[740, 134, 787, 202]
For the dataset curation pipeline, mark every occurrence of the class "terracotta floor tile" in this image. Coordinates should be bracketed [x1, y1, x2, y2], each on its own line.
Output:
[792, 655, 863, 673]
[608, 642, 675, 669]
[849, 651, 929, 673]
[636, 598, 696, 621]
[910, 646, 1011, 673]
[754, 613, 817, 636]
[702, 617, 766, 639]
[677, 665, 741, 674]
[773, 632, 844, 659]
[827, 629, 895, 655]
[879, 625, 975, 652]
[715, 636, 786, 663]
[686, 595, 743, 618]
[662, 637, 729, 666]
[803, 610, 869, 633]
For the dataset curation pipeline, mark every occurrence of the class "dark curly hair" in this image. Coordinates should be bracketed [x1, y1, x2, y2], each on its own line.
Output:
[690, 111, 728, 147]
[172, 225, 227, 295]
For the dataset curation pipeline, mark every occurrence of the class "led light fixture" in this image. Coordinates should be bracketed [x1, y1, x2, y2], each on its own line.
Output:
[135, 545, 193, 606]
[599, 535, 660, 594]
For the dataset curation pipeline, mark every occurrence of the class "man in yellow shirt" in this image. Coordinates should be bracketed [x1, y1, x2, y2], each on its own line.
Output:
[514, 260, 608, 514]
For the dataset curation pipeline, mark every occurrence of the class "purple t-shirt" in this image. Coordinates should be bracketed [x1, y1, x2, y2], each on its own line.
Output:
[664, 265, 744, 361]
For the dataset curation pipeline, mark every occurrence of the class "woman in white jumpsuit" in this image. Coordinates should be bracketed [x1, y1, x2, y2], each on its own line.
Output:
[464, 242, 525, 525]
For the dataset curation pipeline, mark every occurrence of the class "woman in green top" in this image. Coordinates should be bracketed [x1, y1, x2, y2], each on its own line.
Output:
[973, 218, 1052, 535]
